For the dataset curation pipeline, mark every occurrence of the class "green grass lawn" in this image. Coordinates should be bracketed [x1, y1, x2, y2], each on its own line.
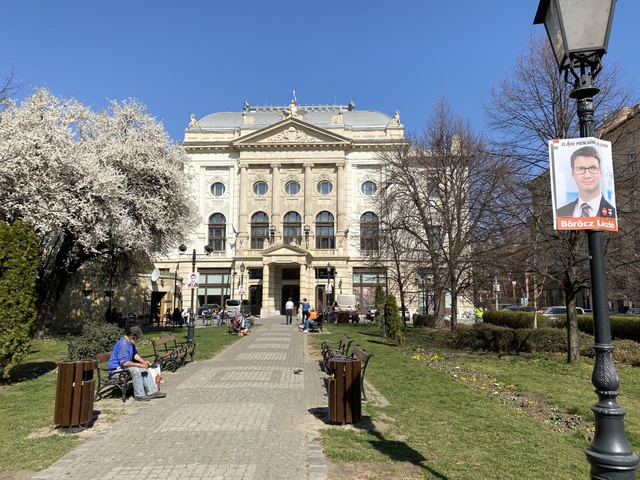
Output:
[310, 324, 640, 479]
[0, 326, 238, 475]
[3, 322, 639, 479]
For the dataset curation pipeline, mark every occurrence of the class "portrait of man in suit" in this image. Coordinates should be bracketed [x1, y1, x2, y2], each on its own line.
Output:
[556, 145, 616, 219]
[188, 272, 199, 288]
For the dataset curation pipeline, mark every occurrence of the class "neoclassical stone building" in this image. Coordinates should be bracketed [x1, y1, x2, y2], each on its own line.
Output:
[155, 99, 405, 318]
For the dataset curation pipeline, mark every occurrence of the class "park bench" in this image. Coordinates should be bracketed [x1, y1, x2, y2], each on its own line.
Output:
[94, 352, 132, 403]
[350, 345, 374, 400]
[151, 335, 195, 372]
[321, 334, 353, 370]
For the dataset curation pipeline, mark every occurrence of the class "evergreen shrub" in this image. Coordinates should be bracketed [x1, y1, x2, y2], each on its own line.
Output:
[67, 322, 124, 360]
[483, 310, 552, 329]
[414, 314, 435, 328]
[0, 221, 39, 378]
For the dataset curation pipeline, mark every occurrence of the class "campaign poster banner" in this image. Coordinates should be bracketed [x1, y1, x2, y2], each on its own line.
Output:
[187, 272, 200, 289]
[549, 137, 617, 232]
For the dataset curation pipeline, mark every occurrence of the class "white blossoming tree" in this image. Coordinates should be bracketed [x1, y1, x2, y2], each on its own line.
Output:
[0, 88, 198, 334]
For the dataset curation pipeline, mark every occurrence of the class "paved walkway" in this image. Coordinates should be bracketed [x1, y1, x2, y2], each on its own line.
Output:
[34, 316, 328, 480]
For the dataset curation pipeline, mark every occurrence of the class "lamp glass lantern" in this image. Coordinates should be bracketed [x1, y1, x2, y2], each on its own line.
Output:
[534, 0, 616, 72]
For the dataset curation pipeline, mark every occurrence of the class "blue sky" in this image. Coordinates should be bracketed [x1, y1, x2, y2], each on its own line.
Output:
[2, 1, 638, 143]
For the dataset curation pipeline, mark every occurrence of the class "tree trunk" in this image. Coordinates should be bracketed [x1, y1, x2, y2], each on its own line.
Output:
[565, 291, 580, 364]
[450, 280, 458, 332]
[34, 231, 85, 336]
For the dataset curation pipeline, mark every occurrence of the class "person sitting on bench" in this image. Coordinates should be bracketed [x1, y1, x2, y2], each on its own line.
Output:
[298, 309, 319, 332]
[107, 326, 166, 402]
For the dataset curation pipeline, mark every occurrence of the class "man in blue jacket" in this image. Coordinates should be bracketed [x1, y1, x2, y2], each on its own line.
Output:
[108, 326, 166, 402]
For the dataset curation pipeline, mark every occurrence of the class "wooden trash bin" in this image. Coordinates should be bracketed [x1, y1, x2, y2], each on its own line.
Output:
[54, 360, 97, 427]
[328, 357, 361, 424]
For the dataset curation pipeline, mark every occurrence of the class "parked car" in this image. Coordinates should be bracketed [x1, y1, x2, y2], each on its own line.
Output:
[542, 306, 586, 315]
[225, 299, 251, 317]
[498, 304, 514, 310]
[542, 306, 585, 323]
[503, 306, 522, 312]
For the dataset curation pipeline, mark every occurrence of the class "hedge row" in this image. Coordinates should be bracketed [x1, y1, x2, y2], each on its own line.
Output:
[483, 310, 640, 343]
[449, 323, 640, 365]
[482, 310, 553, 329]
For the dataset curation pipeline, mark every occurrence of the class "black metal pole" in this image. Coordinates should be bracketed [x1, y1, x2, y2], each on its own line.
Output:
[573, 78, 639, 479]
[187, 249, 196, 344]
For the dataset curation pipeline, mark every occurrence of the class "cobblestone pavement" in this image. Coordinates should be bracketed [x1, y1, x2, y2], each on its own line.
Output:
[33, 316, 328, 480]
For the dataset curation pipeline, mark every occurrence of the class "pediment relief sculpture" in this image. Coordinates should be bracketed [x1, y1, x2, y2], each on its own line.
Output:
[264, 126, 320, 144]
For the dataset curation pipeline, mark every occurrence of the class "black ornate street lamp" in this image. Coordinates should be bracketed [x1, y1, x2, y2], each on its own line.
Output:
[178, 243, 213, 344]
[239, 262, 246, 302]
[269, 223, 276, 244]
[534, 2, 639, 478]
[304, 223, 311, 248]
[326, 262, 334, 309]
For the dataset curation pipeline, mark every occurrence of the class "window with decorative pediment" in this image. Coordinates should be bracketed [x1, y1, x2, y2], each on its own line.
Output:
[315, 211, 335, 249]
[283, 211, 302, 245]
[208, 213, 226, 251]
[251, 212, 270, 249]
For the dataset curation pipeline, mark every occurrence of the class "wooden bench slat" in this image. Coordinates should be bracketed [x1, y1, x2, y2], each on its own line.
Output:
[151, 335, 195, 372]
[351, 346, 373, 400]
[94, 351, 132, 403]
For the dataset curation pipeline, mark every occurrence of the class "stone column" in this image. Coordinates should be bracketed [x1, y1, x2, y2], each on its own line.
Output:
[271, 163, 281, 238]
[261, 263, 272, 317]
[336, 160, 346, 236]
[238, 162, 249, 249]
[303, 162, 314, 240]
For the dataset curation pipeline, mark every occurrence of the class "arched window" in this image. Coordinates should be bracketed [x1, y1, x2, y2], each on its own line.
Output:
[251, 212, 270, 249]
[208, 213, 227, 251]
[283, 211, 302, 245]
[360, 212, 379, 251]
[315, 211, 335, 249]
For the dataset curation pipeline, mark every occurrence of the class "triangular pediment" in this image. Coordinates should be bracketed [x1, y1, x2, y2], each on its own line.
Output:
[231, 118, 351, 148]
[263, 242, 308, 256]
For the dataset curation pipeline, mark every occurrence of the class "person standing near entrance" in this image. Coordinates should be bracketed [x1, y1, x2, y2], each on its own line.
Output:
[299, 298, 310, 322]
[285, 297, 294, 325]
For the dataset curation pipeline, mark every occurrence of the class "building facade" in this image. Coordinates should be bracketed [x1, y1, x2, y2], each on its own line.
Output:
[155, 99, 405, 317]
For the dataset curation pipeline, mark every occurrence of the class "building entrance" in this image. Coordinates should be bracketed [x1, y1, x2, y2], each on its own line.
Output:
[281, 285, 300, 313]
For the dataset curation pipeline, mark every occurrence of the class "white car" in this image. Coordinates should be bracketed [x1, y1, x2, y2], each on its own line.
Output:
[542, 306, 585, 323]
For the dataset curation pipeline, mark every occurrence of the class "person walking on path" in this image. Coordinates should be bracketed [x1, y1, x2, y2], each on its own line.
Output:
[285, 297, 295, 324]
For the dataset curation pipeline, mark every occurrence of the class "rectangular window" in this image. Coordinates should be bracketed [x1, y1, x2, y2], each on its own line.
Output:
[282, 268, 300, 280]
[248, 269, 263, 280]
[352, 269, 387, 311]
[630, 153, 636, 173]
